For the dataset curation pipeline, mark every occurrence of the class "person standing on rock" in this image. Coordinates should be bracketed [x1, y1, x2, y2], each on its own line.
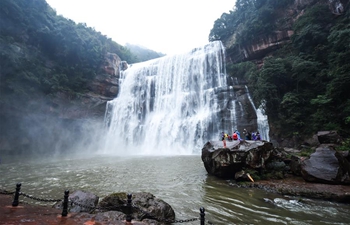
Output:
[252, 132, 256, 140]
[256, 131, 261, 140]
[235, 129, 242, 140]
[243, 129, 251, 140]
[232, 132, 238, 140]
[221, 131, 227, 148]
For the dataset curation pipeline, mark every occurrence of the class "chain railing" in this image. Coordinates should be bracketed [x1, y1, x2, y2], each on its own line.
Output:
[0, 183, 217, 224]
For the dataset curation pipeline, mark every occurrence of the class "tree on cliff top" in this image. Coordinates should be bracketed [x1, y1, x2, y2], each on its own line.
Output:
[209, 1, 350, 138]
[0, 0, 139, 106]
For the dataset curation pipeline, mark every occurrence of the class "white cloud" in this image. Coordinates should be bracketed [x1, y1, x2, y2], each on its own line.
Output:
[45, 0, 236, 55]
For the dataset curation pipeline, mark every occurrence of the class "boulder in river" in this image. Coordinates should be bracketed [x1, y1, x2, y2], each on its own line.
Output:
[201, 140, 274, 179]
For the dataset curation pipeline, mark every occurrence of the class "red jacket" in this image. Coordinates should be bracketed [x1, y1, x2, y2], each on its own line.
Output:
[233, 133, 238, 140]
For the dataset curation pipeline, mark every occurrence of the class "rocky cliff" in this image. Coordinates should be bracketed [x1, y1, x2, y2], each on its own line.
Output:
[0, 0, 139, 156]
[225, 0, 348, 63]
[222, 0, 349, 147]
[50, 53, 122, 120]
[0, 51, 123, 156]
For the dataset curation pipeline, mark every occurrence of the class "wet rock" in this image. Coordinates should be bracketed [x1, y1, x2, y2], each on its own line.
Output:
[303, 134, 320, 147]
[301, 145, 350, 184]
[213, 85, 258, 136]
[266, 161, 286, 171]
[201, 140, 274, 179]
[289, 155, 302, 176]
[54, 190, 99, 213]
[98, 192, 175, 223]
[317, 130, 343, 145]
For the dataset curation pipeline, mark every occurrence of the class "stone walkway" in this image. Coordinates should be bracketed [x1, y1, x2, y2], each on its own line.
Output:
[0, 195, 132, 225]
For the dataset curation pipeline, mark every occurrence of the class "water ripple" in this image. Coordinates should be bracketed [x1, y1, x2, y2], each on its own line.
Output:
[0, 155, 349, 224]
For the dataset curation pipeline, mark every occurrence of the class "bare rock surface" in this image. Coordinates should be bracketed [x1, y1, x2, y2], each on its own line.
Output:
[202, 140, 274, 178]
[301, 145, 350, 184]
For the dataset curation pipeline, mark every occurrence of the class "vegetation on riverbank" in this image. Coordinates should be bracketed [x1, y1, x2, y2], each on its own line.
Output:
[210, 0, 350, 140]
[0, 0, 163, 108]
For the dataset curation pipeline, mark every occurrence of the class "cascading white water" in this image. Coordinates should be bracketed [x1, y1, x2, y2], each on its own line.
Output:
[103, 41, 270, 155]
[244, 86, 270, 141]
[256, 107, 270, 141]
[103, 41, 229, 155]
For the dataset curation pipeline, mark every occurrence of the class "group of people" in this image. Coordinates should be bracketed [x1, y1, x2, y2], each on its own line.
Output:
[220, 129, 261, 147]
[220, 130, 242, 142]
[243, 129, 261, 141]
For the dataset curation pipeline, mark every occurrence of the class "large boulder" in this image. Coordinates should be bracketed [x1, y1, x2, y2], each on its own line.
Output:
[301, 145, 350, 184]
[98, 192, 175, 223]
[54, 190, 99, 213]
[201, 140, 274, 179]
[317, 130, 343, 145]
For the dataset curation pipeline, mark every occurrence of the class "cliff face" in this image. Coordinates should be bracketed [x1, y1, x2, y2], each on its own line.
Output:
[50, 53, 121, 120]
[0, 49, 122, 156]
[0, 0, 137, 155]
[225, 0, 348, 63]
[222, 0, 349, 147]
[225, 31, 294, 63]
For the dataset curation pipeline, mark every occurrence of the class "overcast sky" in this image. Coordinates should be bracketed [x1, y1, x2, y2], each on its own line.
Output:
[45, 0, 236, 55]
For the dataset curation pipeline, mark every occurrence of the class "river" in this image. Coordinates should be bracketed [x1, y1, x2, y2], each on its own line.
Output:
[0, 154, 349, 225]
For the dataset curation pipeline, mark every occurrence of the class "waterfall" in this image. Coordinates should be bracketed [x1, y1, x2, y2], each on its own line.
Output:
[244, 86, 270, 141]
[103, 41, 266, 155]
[256, 104, 270, 142]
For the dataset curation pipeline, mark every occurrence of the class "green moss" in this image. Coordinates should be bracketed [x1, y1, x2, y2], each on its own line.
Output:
[336, 138, 350, 152]
[296, 148, 315, 157]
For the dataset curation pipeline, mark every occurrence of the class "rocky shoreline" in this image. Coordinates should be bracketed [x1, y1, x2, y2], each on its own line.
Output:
[231, 175, 350, 203]
[201, 132, 350, 204]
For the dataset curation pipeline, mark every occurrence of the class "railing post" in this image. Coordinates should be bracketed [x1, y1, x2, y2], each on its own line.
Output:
[12, 183, 21, 207]
[62, 190, 69, 217]
[200, 207, 205, 225]
[125, 193, 132, 224]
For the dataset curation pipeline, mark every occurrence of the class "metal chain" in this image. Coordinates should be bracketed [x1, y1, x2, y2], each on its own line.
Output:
[20, 192, 62, 202]
[2, 187, 208, 224]
[172, 218, 199, 223]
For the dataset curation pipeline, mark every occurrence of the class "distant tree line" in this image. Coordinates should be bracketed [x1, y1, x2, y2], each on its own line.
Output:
[125, 43, 165, 62]
[0, 0, 162, 107]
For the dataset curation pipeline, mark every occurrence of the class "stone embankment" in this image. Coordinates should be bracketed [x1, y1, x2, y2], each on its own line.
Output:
[0, 191, 176, 225]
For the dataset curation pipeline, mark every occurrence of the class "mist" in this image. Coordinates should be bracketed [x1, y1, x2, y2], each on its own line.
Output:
[0, 110, 106, 163]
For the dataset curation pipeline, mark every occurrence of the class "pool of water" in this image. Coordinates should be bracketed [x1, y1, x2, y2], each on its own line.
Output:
[0, 154, 349, 224]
